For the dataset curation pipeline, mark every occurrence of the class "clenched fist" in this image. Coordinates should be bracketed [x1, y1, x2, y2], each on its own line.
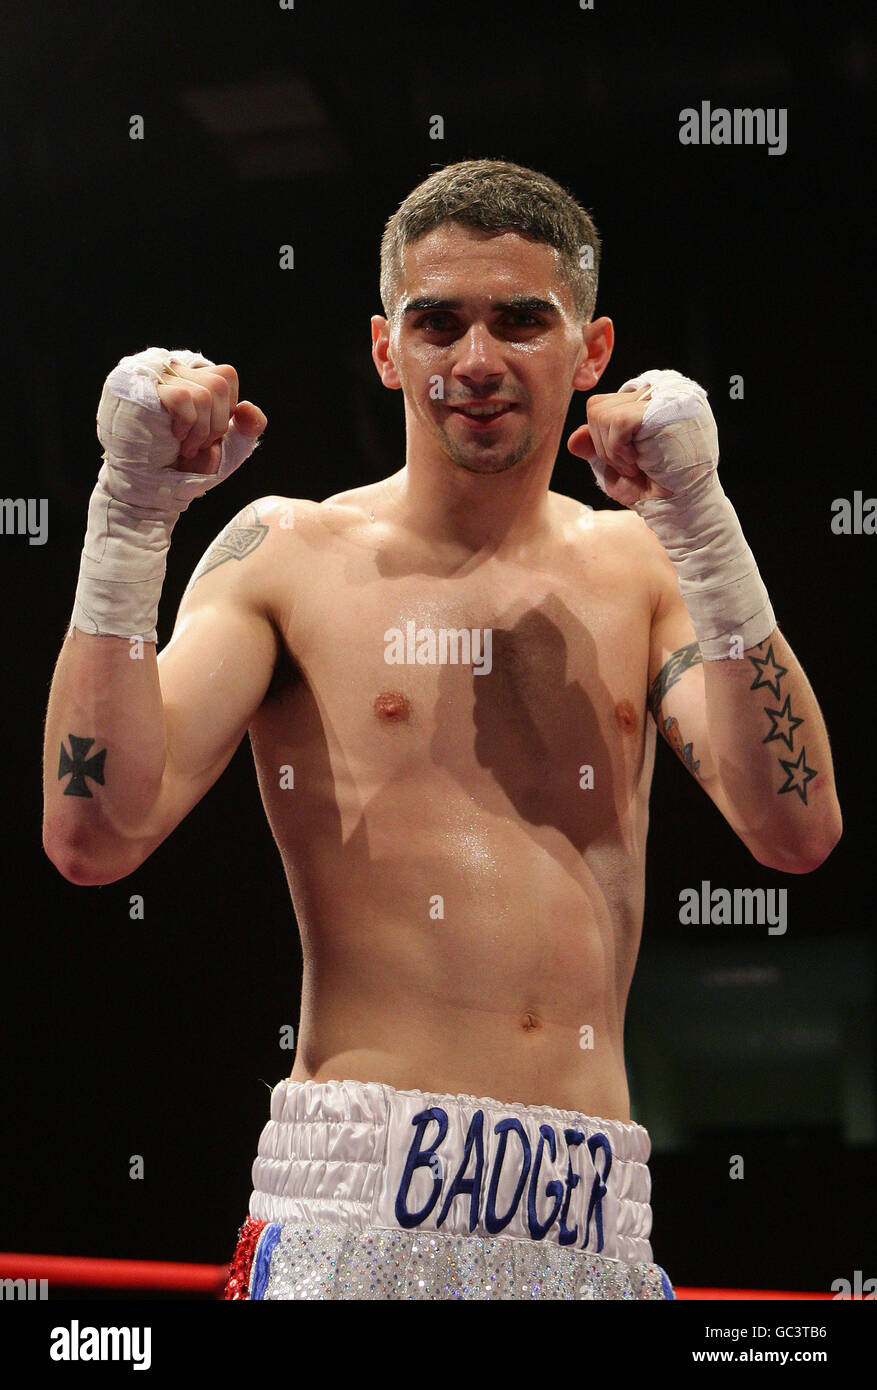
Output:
[567, 384, 674, 507]
[568, 369, 721, 510]
[156, 361, 267, 475]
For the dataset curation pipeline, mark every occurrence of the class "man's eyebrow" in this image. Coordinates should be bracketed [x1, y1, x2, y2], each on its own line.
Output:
[401, 294, 561, 318]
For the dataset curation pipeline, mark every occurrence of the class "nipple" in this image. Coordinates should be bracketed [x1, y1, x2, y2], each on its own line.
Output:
[373, 690, 411, 722]
[615, 699, 638, 734]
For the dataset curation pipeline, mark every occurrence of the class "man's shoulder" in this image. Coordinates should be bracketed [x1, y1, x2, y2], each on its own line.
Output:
[551, 492, 655, 553]
[215, 489, 372, 549]
[550, 494, 673, 615]
[178, 490, 370, 640]
[182, 494, 319, 601]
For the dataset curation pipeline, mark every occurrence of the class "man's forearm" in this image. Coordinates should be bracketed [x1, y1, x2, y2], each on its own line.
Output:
[42, 629, 167, 883]
[701, 627, 842, 871]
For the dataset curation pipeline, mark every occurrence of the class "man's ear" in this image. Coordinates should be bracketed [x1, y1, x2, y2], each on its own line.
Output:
[371, 315, 402, 390]
[572, 316, 614, 392]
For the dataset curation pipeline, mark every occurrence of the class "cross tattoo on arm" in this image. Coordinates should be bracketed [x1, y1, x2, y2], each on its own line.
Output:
[58, 735, 107, 798]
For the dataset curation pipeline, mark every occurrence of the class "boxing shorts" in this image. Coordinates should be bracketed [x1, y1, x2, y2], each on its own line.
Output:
[223, 1078, 675, 1301]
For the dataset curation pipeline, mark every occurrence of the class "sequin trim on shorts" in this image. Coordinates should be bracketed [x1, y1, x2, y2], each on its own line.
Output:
[236, 1220, 673, 1300]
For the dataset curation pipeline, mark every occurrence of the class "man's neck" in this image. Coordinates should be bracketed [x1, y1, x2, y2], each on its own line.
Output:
[389, 452, 557, 555]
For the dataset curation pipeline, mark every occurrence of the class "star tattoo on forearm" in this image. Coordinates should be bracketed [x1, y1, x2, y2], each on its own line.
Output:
[748, 639, 817, 805]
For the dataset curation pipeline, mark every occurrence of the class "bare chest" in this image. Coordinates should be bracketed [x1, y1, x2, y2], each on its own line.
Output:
[256, 533, 653, 802]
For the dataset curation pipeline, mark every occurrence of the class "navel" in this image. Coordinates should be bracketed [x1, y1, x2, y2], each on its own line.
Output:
[373, 690, 411, 722]
[520, 1011, 541, 1033]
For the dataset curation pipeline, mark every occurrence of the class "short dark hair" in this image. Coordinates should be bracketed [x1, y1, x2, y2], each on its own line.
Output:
[379, 158, 602, 327]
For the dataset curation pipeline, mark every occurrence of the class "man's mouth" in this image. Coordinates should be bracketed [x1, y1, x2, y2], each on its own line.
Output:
[449, 402, 516, 426]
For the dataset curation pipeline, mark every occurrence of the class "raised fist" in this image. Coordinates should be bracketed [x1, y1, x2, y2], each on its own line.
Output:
[156, 360, 267, 475]
[95, 347, 267, 513]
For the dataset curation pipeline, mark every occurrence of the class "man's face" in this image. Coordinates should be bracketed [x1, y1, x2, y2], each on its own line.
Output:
[372, 223, 611, 476]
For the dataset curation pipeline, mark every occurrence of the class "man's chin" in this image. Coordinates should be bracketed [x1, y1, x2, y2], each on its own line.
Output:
[442, 435, 534, 476]
[453, 456, 524, 476]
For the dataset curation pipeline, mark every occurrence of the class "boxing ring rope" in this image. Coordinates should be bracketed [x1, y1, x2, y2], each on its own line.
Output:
[0, 1251, 834, 1299]
[0, 1252, 227, 1295]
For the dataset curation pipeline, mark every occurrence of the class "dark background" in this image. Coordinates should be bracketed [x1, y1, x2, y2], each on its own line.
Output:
[2, 0, 873, 1294]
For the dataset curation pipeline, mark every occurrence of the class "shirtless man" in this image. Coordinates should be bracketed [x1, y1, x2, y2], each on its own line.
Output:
[42, 159, 842, 1301]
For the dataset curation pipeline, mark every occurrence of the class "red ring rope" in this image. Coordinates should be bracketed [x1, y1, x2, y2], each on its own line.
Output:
[0, 1251, 227, 1293]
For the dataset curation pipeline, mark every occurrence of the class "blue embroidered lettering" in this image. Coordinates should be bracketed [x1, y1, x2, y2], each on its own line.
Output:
[581, 1133, 612, 1253]
[484, 1118, 531, 1235]
[394, 1107, 448, 1228]
[436, 1110, 485, 1232]
[527, 1124, 565, 1240]
[558, 1128, 586, 1246]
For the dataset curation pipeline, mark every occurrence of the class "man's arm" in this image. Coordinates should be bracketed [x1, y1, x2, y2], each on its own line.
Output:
[647, 548, 842, 873]
[569, 367, 842, 873]
[43, 498, 285, 885]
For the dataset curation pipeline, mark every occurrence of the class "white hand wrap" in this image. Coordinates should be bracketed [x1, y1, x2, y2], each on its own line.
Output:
[70, 347, 261, 642]
[619, 368, 775, 661]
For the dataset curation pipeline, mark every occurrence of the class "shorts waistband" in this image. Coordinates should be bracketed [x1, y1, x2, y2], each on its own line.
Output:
[249, 1079, 654, 1265]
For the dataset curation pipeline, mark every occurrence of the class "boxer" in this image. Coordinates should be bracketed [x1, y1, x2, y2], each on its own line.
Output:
[42, 159, 841, 1300]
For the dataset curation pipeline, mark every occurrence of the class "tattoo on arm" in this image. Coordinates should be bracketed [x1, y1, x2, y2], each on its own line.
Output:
[649, 636, 819, 802]
[660, 714, 702, 777]
[648, 642, 704, 780]
[748, 638, 817, 805]
[186, 501, 270, 592]
[648, 641, 702, 721]
[58, 735, 106, 798]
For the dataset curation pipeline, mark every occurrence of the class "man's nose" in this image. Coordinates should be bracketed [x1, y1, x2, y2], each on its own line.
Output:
[451, 324, 506, 380]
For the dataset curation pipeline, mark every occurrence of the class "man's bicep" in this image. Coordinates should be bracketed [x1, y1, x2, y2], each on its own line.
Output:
[150, 510, 281, 832]
[159, 596, 278, 782]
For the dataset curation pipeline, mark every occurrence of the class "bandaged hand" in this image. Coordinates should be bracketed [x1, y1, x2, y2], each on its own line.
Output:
[71, 347, 267, 642]
[97, 347, 265, 512]
[567, 368, 775, 660]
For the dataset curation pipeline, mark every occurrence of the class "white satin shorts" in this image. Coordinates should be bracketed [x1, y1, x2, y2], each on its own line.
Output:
[223, 1078, 675, 1301]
